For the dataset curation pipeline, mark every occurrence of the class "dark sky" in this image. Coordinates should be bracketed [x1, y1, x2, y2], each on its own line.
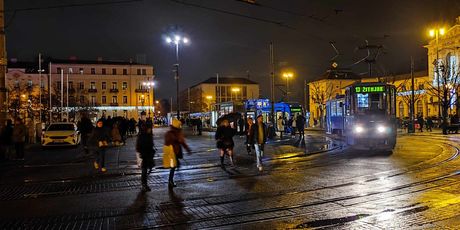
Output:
[5, 0, 460, 101]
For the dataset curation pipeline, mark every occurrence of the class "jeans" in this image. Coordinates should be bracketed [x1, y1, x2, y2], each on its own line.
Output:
[96, 148, 106, 168]
[254, 144, 264, 167]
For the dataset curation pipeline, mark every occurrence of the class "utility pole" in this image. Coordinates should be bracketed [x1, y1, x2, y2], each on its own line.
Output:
[409, 57, 415, 133]
[270, 42, 275, 125]
[358, 41, 383, 79]
[0, 0, 8, 123]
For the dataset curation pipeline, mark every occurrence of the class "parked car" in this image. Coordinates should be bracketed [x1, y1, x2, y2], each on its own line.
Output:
[41, 122, 81, 147]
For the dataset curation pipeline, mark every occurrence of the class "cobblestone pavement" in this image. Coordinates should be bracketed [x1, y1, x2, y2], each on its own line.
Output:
[0, 128, 459, 229]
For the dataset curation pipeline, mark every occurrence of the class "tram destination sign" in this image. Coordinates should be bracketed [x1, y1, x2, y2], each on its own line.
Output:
[354, 86, 385, 93]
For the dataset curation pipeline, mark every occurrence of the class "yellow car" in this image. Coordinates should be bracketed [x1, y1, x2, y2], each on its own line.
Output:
[41, 122, 81, 147]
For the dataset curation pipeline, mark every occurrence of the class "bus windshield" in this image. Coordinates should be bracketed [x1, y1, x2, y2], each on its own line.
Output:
[356, 93, 385, 113]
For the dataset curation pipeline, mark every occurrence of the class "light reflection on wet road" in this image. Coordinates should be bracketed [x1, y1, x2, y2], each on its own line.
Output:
[0, 129, 459, 229]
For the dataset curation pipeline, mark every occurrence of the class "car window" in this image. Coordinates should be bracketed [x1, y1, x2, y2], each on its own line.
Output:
[47, 124, 75, 131]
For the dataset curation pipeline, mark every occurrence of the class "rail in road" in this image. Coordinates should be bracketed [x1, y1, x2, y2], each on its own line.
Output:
[1, 135, 459, 229]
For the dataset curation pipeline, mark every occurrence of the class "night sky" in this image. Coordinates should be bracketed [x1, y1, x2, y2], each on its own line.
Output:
[5, 0, 460, 101]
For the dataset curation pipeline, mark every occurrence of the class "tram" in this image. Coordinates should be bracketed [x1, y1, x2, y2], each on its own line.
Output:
[325, 96, 345, 135]
[342, 82, 397, 150]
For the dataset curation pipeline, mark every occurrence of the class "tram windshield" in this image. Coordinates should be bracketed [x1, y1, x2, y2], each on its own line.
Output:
[356, 93, 385, 114]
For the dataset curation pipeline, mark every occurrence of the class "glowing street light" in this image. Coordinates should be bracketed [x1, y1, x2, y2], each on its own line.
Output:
[282, 72, 294, 101]
[165, 34, 190, 119]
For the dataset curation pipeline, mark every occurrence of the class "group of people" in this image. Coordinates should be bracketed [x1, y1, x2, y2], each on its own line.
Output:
[215, 114, 267, 172]
[277, 114, 306, 138]
[0, 118, 27, 161]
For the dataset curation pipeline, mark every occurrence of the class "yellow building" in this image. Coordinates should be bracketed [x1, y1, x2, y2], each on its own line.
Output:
[6, 59, 155, 121]
[180, 77, 260, 113]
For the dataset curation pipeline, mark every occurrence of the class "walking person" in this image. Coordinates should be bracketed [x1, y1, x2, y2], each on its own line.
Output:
[26, 119, 35, 144]
[136, 124, 156, 192]
[215, 119, 236, 168]
[164, 119, 191, 189]
[1, 120, 14, 160]
[111, 123, 123, 146]
[245, 117, 254, 155]
[249, 115, 267, 172]
[291, 116, 297, 137]
[426, 117, 433, 132]
[277, 116, 284, 137]
[418, 115, 424, 132]
[12, 118, 27, 160]
[91, 119, 111, 172]
[296, 114, 305, 139]
[77, 114, 93, 155]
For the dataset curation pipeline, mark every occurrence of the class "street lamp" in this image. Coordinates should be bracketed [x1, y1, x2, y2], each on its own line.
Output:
[165, 34, 189, 119]
[283, 72, 294, 101]
[429, 27, 446, 120]
[142, 80, 155, 117]
[231, 87, 240, 101]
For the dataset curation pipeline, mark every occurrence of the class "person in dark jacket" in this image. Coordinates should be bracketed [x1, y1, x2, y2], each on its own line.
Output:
[90, 119, 111, 172]
[77, 114, 93, 155]
[296, 114, 305, 139]
[0, 119, 14, 160]
[215, 119, 236, 167]
[245, 117, 254, 155]
[164, 119, 191, 189]
[136, 124, 155, 192]
[249, 115, 267, 171]
[12, 118, 27, 160]
[417, 115, 424, 132]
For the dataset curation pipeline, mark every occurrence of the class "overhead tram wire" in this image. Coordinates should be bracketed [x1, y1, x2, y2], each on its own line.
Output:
[168, 0, 294, 29]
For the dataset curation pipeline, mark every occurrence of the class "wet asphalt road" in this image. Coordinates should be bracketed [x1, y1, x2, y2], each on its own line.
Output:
[0, 128, 459, 229]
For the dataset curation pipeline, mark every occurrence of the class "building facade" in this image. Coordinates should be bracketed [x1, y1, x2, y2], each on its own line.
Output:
[180, 77, 260, 113]
[6, 59, 155, 122]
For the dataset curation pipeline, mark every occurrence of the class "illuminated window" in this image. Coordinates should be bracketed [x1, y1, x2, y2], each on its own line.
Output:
[102, 82, 106, 90]
[102, 96, 106, 104]
[122, 82, 127, 90]
[123, 96, 128, 104]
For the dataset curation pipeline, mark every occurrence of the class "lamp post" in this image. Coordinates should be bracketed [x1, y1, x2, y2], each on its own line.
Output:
[142, 80, 155, 118]
[282, 72, 294, 102]
[165, 35, 189, 119]
[429, 27, 445, 121]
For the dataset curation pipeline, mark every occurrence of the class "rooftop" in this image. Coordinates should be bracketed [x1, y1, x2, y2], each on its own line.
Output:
[200, 77, 258, 85]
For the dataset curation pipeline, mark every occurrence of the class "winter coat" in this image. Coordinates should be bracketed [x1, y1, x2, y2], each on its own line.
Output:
[164, 127, 191, 159]
[215, 126, 236, 149]
[1, 124, 13, 145]
[136, 132, 155, 168]
[77, 117, 94, 135]
[111, 127, 122, 142]
[249, 122, 267, 145]
[12, 123, 27, 143]
[90, 127, 111, 149]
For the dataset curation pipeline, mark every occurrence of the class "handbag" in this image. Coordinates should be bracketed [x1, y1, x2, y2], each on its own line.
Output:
[162, 145, 177, 168]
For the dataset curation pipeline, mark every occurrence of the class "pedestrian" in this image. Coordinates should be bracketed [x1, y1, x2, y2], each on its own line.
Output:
[90, 119, 111, 172]
[245, 117, 254, 155]
[1, 119, 14, 160]
[111, 123, 123, 146]
[12, 118, 27, 160]
[277, 116, 284, 137]
[426, 117, 433, 132]
[249, 115, 267, 172]
[238, 115, 245, 135]
[129, 118, 136, 136]
[164, 119, 191, 189]
[197, 118, 203, 136]
[136, 123, 156, 192]
[138, 111, 148, 133]
[77, 114, 94, 155]
[291, 115, 297, 137]
[26, 119, 35, 144]
[418, 115, 424, 132]
[296, 114, 305, 139]
[215, 119, 237, 168]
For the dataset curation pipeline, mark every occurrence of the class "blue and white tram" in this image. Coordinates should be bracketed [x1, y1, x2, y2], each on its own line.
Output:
[343, 82, 397, 150]
[325, 96, 345, 135]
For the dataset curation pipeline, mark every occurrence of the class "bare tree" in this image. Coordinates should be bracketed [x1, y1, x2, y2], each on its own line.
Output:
[426, 55, 460, 134]
[393, 77, 426, 117]
[310, 81, 334, 128]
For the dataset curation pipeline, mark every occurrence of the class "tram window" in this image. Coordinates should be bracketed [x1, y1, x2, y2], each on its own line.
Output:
[357, 94, 369, 108]
[370, 93, 381, 110]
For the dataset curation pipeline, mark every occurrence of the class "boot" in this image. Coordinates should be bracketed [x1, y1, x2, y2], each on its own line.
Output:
[168, 168, 177, 189]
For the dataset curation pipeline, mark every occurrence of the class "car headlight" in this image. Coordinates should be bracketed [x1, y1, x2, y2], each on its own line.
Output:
[377, 125, 386, 133]
[354, 126, 364, 133]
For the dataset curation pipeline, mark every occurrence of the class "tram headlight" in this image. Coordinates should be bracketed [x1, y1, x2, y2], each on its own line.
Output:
[377, 125, 386, 133]
[354, 126, 364, 133]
